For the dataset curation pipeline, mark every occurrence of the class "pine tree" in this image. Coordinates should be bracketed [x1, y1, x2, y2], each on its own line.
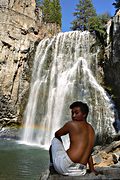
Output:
[71, 0, 97, 31]
[42, 0, 51, 22]
[99, 13, 111, 26]
[41, 0, 61, 26]
[53, 0, 62, 26]
[49, 0, 62, 26]
[113, 0, 120, 13]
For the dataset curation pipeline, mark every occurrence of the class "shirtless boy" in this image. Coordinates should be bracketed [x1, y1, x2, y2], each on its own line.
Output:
[49, 101, 97, 176]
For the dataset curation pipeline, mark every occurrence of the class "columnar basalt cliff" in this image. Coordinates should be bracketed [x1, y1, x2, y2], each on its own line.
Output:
[103, 11, 120, 119]
[0, 0, 60, 127]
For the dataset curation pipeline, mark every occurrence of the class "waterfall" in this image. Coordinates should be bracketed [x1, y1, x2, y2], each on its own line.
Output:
[22, 31, 115, 149]
[106, 19, 112, 45]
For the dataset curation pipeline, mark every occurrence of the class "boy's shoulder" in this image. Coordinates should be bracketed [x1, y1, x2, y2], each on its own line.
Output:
[65, 120, 82, 128]
[64, 121, 76, 128]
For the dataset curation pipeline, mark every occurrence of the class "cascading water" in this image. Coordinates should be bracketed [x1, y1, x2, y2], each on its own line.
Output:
[22, 31, 115, 149]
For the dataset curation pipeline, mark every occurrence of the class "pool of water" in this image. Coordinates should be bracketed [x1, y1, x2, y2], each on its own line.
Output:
[0, 139, 49, 180]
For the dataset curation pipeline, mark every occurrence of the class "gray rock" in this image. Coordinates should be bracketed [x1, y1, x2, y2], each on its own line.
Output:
[0, 127, 22, 140]
[40, 167, 120, 180]
[112, 153, 120, 164]
[94, 154, 103, 164]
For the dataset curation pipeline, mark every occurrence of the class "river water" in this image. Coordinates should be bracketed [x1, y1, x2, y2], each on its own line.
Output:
[0, 139, 49, 180]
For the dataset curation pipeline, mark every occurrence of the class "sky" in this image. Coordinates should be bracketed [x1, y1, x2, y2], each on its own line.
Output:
[60, 0, 115, 32]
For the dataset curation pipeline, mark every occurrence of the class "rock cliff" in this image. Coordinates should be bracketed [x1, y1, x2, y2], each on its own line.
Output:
[104, 11, 120, 120]
[0, 0, 60, 128]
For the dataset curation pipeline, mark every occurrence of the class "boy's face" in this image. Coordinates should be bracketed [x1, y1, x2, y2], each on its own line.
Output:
[71, 106, 86, 121]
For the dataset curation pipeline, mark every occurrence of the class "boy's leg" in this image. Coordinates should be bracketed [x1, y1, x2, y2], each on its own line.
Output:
[49, 144, 58, 174]
[49, 137, 62, 165]
[49, 145, 53, 164]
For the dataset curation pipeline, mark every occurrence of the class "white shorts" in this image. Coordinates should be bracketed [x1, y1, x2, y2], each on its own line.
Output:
[51, 137, 87, 176]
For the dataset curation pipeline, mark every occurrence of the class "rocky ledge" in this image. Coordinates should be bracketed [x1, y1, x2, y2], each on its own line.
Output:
[40, 138, 120, 180]
[40, 166, 120, 180]
[0, 126, 22, 140]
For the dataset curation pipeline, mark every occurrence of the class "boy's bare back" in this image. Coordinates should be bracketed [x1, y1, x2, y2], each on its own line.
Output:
[55, 104, 95, 166]
[66, 120, 95, 165]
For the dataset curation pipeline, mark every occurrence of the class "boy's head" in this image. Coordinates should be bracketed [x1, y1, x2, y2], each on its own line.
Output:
[70, 101, 89, 120]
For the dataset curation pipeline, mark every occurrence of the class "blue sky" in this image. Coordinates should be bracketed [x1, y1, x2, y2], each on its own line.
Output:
[60, 0, 115, 32]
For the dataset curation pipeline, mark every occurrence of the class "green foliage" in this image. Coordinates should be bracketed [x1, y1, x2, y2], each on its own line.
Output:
[71, 0, 97, 31]
[49, 0, 62, 26]
[89, 16, 105, 34]
[113, 0, 120, 11]
[89, 13, 111, 44]
[36, 0, 62, 26]
[98, 13, 111, 25]
[42, 0, 51, 22]
[89, 13, 111, 34]
[71, 0, 112, 44]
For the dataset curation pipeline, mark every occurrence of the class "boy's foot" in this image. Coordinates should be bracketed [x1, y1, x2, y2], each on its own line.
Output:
[49, 164, 58, 174]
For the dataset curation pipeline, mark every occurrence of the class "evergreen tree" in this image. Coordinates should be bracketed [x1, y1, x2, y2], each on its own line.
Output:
[89, 13, 111, 33]
[41, 0, 61, 26]
[89, 16, 103, 33]
[49, 0, 62, 26]
[42, 0, 51, 22]
[71, 0, 96, 31]
[99, 13, 111, 26]
[113, 0, 120, 13]
[88, 12, 111, 44]
[53, 0, 62, 26]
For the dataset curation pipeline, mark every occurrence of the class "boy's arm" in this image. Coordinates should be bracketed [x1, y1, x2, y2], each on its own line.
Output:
[88, 155, 98, 175]
[55, 122, 70, 138]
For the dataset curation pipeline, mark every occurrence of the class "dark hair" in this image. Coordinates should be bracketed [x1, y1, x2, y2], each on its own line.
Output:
[70, 101, 89, 119]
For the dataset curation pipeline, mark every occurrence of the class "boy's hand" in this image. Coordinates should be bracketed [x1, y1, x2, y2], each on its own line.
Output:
[55, 136, 62, 142]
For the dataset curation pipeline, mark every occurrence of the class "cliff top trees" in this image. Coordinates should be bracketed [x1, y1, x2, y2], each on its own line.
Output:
[113, 0, 120, 13]
[71, 0, 96, 31]
[89, 13, 111, 34]
[36, 0, 62, 26]
[71, 0, 111, 44]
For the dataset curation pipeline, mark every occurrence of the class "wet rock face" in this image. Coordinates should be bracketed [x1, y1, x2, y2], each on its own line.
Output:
[104, 12, 120, 118]
[0, 0, 60, 126]
[0, 0, 36, 19]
